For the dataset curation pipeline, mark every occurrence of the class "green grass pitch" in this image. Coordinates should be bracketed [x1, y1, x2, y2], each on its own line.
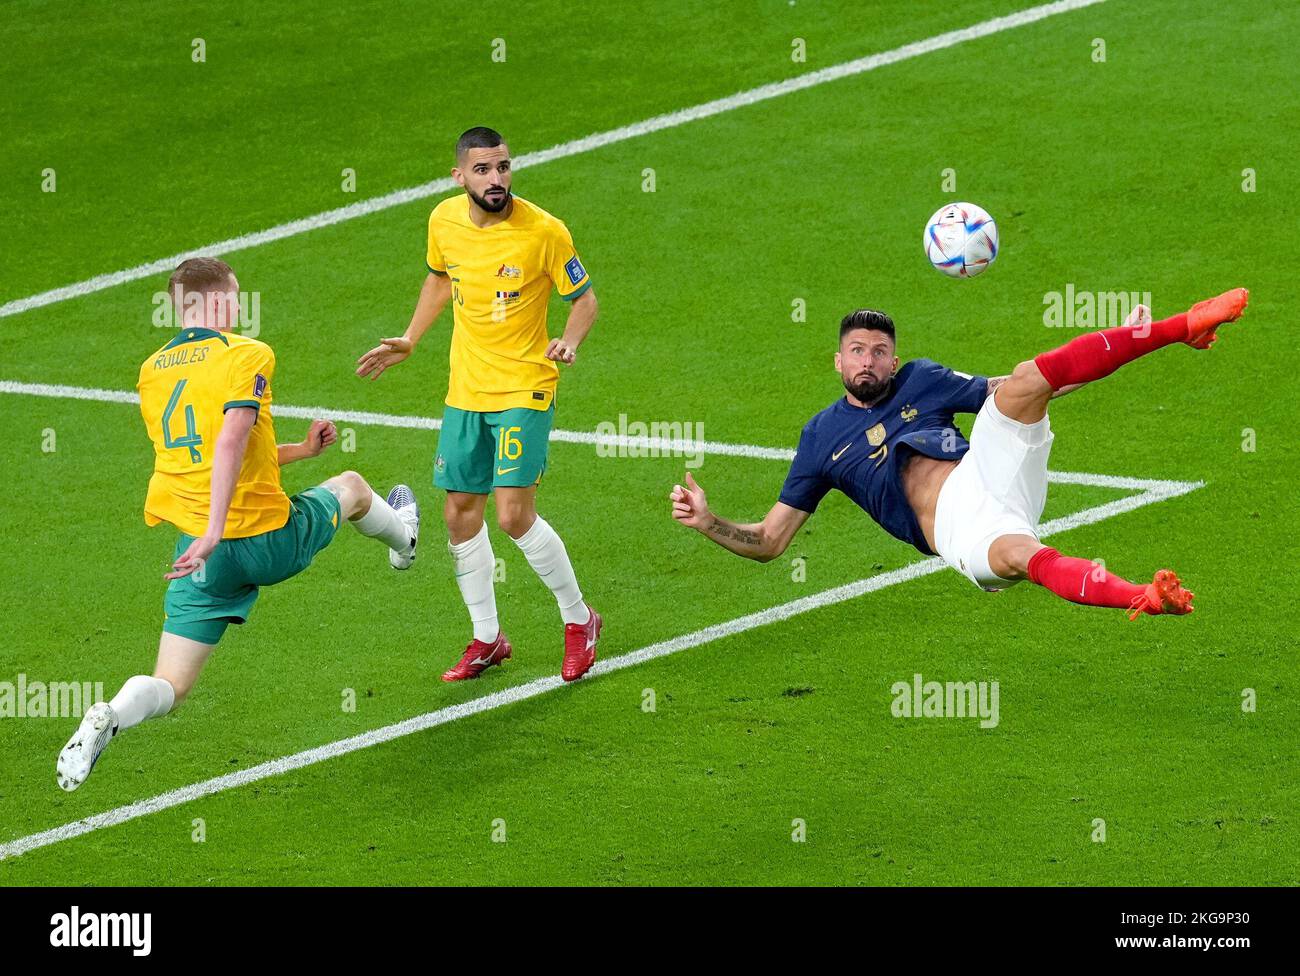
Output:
[1, 0, 1296, 885]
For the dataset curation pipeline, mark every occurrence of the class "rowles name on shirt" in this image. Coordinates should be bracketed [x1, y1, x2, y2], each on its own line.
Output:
[595, 413, 705, 469]
[151, 345, 210, 370]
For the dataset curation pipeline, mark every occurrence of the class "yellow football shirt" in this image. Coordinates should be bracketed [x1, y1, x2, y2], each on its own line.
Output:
[425, 194, 591, 412]
[138, 328, 290, 538]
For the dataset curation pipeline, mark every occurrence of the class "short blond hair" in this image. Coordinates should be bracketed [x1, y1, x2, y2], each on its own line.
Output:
[168, 257, 235, 305]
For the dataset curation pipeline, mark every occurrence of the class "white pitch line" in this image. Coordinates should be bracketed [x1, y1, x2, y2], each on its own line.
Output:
[0, 378, 1198, 495]
[0, 471, 1200, 863]
[0, 0, 1107, 320]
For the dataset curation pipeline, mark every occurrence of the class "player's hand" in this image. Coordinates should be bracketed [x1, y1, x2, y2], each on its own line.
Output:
[304, 419, 338, 457]
[670, 471, 711, 531]
[356, 337, 413, 380]
[166, 534, 219, 580]
[544, 337, 577, 365]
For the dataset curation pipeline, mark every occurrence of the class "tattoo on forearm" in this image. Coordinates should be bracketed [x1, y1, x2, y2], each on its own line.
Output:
[986, 376, 1008, 396]
[709, 519, 762, 547]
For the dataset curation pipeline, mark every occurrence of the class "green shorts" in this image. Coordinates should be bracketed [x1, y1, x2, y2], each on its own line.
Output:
[434, 404, 554, 494]
[162, 486, 342, 645]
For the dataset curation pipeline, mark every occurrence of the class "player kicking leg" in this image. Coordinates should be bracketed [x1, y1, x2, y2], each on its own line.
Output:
[56, 469, 417, 791]
[58, 256, 424, 791]
[955, 288, 1248, 618]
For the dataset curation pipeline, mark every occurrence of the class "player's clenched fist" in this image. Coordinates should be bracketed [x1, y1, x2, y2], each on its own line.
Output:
[355, 336, 413, 380]
[305, 419, 338, 456]
[670, 471, 711, 531]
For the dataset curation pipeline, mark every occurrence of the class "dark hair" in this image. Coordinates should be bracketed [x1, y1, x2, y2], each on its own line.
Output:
[456, 126, 506, 160]
[839, 309, 895, 343]
[169, 257, 235, 305]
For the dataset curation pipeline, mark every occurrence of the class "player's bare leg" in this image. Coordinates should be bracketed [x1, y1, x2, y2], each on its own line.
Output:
[988, 534, 1194, 620]
[56, 632, 210, 791]
[496, 485, 601, 682]
[322, 470, 418, 568]
[444, 490, 489, 545]
[992, 359, 1055, 424]
[441, 491, 511, 681]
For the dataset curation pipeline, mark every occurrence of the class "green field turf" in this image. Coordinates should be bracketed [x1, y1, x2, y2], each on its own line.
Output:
[1, 0, 1296, 885]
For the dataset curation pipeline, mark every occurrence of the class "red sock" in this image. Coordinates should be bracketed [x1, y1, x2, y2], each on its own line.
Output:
[1033, 314, 1188, 390]
[1027, 547, 1146, 611]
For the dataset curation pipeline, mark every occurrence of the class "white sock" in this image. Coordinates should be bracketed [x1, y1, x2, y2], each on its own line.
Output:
[352, 491, 411, 551]
[109, 675, 176, 732]
[512, 516, 589, 625]
[449, 523, 500, 644]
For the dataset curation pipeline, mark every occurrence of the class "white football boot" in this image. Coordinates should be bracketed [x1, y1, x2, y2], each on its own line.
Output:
[387, 484, 419, 570]
[56, 701, 118, 792]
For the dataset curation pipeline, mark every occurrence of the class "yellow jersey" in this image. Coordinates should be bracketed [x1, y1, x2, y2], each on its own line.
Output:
[425, 194, 591, 412]
[138, 328, 290, 538]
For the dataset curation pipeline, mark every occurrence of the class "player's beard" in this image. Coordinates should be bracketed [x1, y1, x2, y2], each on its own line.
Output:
[469, 186, 512, 213]
[843, 370, 892, 405]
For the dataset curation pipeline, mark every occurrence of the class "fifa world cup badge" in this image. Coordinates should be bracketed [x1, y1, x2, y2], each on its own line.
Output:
[867, 423, 886, 447]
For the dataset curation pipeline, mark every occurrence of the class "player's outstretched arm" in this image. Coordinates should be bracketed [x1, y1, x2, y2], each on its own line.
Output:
[356, 272, 453, 380]
[277, 420, 337, 465]
[670, 471, 809, 562]
[167, 406, 256, 580]
[545, 287, 599, 365]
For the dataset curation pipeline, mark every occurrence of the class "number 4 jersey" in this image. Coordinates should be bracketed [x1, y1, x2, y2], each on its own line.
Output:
[138, 327, 290, 538]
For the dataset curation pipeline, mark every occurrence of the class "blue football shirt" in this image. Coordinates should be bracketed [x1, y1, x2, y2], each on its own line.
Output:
[778, 359, 989, 554]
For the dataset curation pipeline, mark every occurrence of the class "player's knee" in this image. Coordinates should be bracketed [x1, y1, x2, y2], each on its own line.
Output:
[495, 505, 535, 539]
[337, 470, 369, 496]
[1009, 359, 1051, 399]
[986, 535, 1036, 582]
[444, 494, 485, 540]
[326, 470, 370, 518]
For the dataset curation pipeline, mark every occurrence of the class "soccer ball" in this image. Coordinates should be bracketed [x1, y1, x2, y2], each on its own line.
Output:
[923, 202, 998, 278]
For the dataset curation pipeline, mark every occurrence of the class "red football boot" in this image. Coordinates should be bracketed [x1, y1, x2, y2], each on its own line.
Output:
[561, 605, 602, 682]
[1127, 570, 1195, 621]
[442, 632, 512, 681]
[1185, 288, 1249, 350]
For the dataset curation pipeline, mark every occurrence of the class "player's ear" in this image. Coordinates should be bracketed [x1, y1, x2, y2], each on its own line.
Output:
[891, 355, 900, 374]
[834, 351, 842, 372]
[451, 166, 464, 187]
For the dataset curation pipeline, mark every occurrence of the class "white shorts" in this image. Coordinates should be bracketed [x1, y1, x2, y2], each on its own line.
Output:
[932, 395, 1053, 591]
